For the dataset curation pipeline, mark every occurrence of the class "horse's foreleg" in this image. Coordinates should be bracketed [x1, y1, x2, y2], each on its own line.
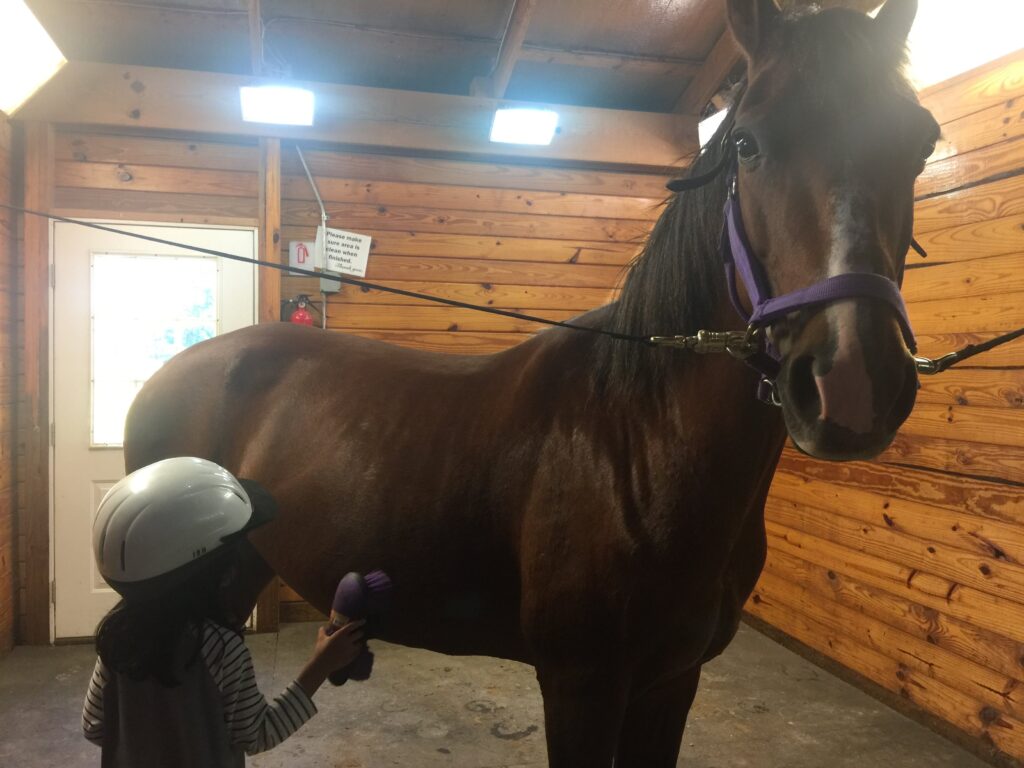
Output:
[536, 664, 629, 768]
[614, 666, 701, 768]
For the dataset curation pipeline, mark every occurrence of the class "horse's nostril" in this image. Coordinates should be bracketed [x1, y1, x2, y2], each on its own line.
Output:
[788, 355, 820, 420]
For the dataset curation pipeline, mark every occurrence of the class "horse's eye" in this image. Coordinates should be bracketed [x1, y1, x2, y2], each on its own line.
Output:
[734, 131, 760, 162]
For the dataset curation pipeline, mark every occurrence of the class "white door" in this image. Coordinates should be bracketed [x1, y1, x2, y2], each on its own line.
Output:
[52, 222, 257, 639]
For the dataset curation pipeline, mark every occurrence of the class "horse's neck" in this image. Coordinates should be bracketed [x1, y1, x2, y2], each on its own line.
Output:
[630, 298, 787, 517]
[666, 320, 783, 450]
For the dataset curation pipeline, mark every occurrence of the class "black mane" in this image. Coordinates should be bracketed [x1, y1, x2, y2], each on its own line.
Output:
[595, 104, 735, 394]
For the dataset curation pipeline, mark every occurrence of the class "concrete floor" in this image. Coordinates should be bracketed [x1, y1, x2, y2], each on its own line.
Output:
[0, 622, 986, 767]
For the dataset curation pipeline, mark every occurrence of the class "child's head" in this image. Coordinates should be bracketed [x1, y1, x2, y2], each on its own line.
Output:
[92, 458, 276, 684]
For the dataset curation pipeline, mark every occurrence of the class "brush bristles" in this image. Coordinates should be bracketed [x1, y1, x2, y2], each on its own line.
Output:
[364, 570, 392, 593]
[364, 570, 392, 613]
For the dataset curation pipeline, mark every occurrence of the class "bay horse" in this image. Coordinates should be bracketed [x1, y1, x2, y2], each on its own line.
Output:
[123, 0, 940, 764]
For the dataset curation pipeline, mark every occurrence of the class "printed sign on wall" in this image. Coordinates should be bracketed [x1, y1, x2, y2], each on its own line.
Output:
[315, 226, 372, 277]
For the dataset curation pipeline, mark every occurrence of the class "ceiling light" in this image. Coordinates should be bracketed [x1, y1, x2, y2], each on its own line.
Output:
[490, 108, 559, 146]
[240, 85, 315, 126]
[0, 0, 67, 115]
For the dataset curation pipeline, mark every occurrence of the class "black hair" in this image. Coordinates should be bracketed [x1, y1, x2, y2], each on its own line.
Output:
[95, 544, 240, 687]
[596, 103, 733, 396]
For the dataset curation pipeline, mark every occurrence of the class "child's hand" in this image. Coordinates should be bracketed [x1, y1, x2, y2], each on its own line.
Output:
[297, 620, 368, 698]
[314, 620, 366, 672]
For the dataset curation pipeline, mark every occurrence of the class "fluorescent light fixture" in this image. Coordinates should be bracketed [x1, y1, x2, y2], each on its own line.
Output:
[240, 85, 315, 126]
[698, 109, 729, 148]
[490, 108, 559, 145]
[0, 0, 67, 115]
[902, 1, 1024, 90]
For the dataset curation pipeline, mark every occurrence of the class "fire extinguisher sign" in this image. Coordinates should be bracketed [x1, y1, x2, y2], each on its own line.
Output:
[288, 240, 315, 276]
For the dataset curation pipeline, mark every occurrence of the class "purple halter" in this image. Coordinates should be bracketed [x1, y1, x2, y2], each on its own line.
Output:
[721, 176, 917, 400]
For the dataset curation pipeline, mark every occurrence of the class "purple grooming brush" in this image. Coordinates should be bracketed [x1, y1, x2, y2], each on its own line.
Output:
[326, 570, 392, 686]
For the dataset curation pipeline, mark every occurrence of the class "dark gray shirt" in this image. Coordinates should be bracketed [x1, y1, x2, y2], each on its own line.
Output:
[83, 621, 317, 767]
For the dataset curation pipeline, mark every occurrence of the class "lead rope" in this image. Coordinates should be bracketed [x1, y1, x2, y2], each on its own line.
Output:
[1, 202, 652, 344]
[0, 202, 1014, 375]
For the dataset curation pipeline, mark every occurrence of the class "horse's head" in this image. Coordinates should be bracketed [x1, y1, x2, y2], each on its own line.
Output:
[725, 0, 939, 460]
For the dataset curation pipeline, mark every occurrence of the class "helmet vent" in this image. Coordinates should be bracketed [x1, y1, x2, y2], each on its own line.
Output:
[120, 540, 127, 573]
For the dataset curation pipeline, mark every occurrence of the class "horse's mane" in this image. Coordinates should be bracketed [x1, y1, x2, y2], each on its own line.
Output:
[594, 5, 912, 396]
[594, 103, 734, 395]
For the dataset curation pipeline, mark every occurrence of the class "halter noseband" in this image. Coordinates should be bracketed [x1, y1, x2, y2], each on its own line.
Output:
[667, 105, 920, 403]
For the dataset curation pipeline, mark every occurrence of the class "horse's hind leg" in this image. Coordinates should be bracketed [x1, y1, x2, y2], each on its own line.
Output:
[536, 665, 629, 768]
[614, 666, 702, 768]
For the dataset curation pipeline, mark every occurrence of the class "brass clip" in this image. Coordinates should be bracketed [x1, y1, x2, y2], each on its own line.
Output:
[914, 353, 959, 375]
[648, 327, 763, 359]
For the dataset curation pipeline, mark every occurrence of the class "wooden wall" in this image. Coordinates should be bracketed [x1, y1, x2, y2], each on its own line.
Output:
[0, 114, 15, 653]
[749, 51, 1024, 762]
[36, 126, 671, 627]
[275, 149, 665, 351]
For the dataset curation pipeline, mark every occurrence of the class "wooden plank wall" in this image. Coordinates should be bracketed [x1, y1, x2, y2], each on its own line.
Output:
[749, 51, 1024, 762]
[0, 115, 15, 653]
[42, 127, 671, 625]
[275, 148, 665, 352]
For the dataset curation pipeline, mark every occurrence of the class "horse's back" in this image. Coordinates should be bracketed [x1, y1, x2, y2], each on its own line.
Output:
[124, 323, 503, 471]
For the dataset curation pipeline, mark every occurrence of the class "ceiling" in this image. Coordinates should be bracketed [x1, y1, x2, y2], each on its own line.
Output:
[25, 0, 880, 115]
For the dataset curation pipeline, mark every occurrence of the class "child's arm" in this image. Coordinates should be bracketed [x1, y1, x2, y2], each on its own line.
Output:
[81, 657, 108, 745]
[201, 620, 363, 755]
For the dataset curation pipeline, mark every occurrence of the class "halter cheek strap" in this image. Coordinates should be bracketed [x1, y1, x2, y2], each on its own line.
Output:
[721, 179, 918, 400]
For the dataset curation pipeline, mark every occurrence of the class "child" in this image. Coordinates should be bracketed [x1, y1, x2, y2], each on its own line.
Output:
[82, 456, 365, 766]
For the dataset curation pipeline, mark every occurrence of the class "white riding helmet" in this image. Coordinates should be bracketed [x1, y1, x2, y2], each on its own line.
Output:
[93, 457, 276, 597]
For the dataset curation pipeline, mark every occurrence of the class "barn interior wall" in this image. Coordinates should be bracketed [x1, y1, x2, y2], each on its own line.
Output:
[23, 127, 670, 629]
[748, 50, 1024, 762]
[0, 114, 16, 654]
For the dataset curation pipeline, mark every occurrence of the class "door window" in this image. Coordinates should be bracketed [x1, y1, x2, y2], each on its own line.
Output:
[90, 254, 219, 446]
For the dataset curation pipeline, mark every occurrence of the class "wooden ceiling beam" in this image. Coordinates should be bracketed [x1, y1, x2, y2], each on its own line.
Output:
[519, 45, 702, 78]
[473, 0, 538, 99]
[231, 12, 711, 81]
[15, 61, 697, 169]
[490, 0, 538, 98]
[247, 0, 263, 75]
[673, 31, 741, 116]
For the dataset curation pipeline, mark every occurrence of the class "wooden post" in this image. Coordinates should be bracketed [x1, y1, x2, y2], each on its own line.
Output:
[19, 122, 53, 645]
[253, 136, 280, 632]
[257, 137, 281, 324]
[0, 114, 14, 654]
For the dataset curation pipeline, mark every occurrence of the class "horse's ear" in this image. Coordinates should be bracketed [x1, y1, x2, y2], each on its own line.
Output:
[726, 0, 782, 61]
[874, 0, 918, 45]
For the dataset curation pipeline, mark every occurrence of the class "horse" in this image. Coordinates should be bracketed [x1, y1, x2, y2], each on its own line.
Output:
[123, 0, 939, 764]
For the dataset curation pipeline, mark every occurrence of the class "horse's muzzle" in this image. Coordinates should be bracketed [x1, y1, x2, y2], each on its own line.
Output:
[776, 307, 918, 460]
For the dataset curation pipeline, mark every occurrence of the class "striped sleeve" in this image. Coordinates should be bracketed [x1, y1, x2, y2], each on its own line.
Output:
[82, 656, 108, 745]
[200, 621, 318, 755]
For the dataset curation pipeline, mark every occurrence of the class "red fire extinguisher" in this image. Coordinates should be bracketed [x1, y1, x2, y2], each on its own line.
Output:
[289, 295, 315, 326]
